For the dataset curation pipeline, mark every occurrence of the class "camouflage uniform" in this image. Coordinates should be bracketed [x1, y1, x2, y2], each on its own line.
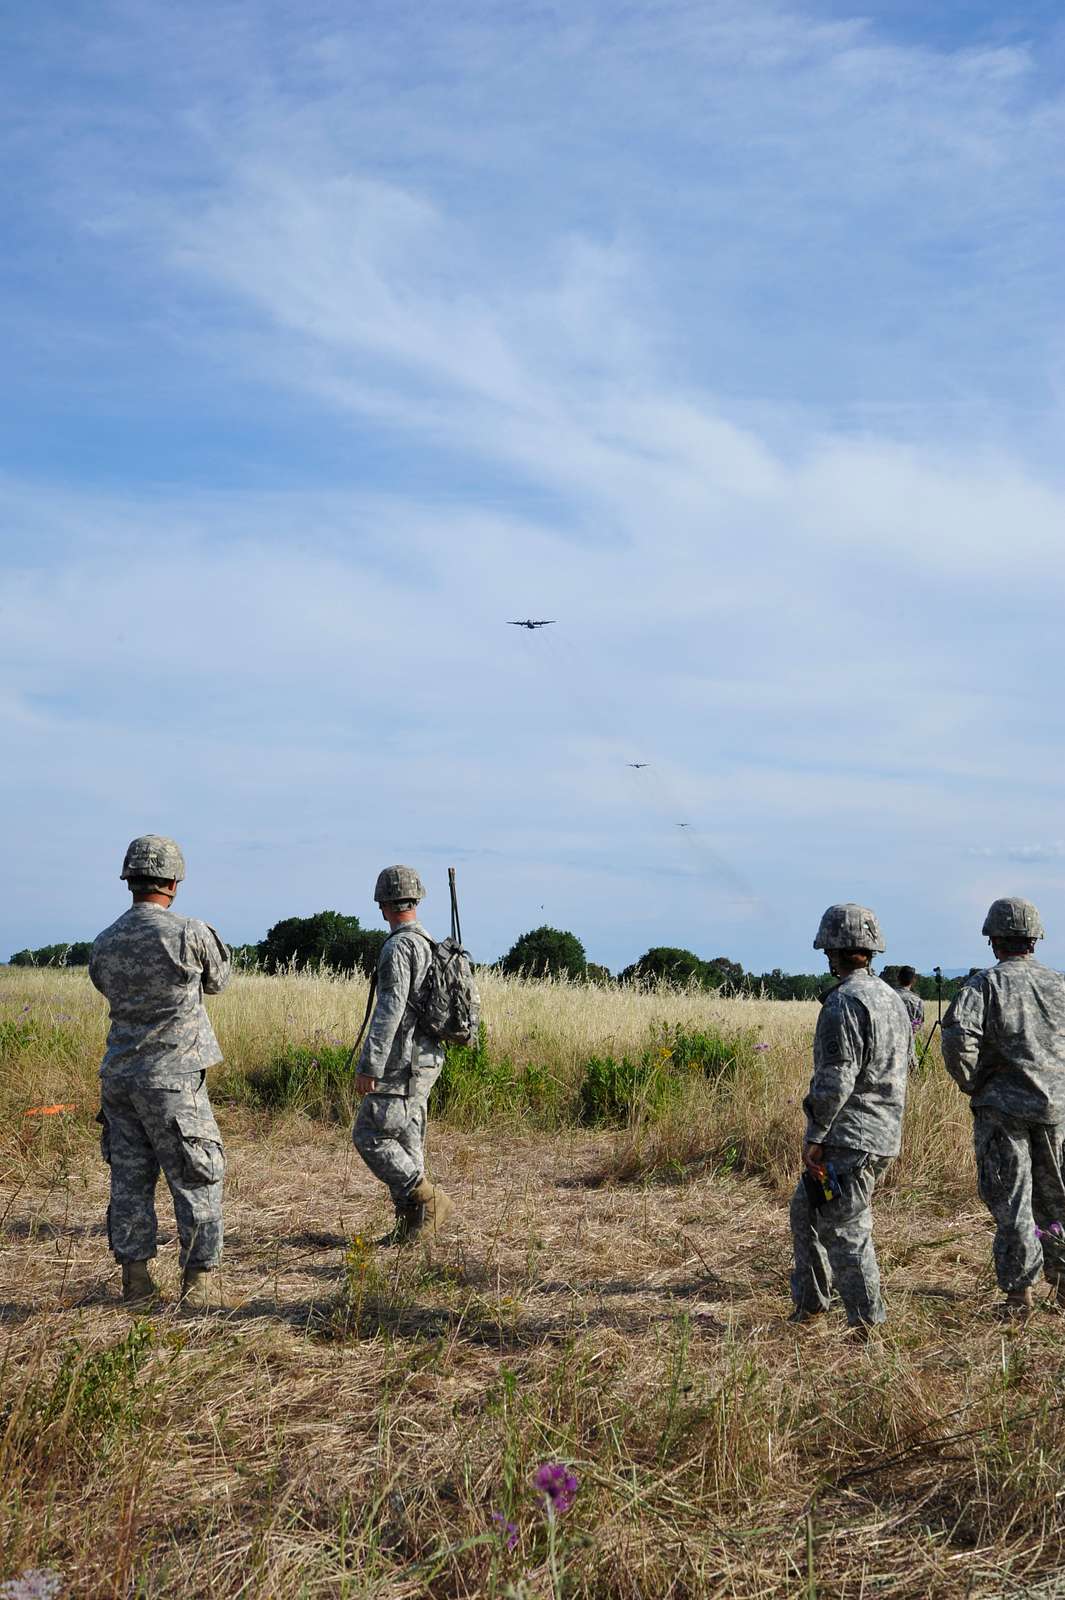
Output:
[942, 957, 1065, 1294]
[352, 921, 445, 1203]
[790, 969, 912, 1325]
[894, 986, 925, 1032]
[91, 904, 230, 1268]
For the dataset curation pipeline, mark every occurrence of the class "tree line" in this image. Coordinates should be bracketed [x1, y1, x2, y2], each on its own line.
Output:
[6, 914, 970, 1002]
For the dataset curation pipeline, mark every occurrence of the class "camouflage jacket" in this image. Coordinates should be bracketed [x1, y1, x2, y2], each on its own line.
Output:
[803, 969, 912, 1155]
[941, 957, 1065, 1122]
[90, 904, 231, 1084]
[357, 921, 445, 1094]
[894, 986, 925, 1030]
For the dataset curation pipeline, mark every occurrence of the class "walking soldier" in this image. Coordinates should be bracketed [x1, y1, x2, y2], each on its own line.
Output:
[352, 865, 454, 1243]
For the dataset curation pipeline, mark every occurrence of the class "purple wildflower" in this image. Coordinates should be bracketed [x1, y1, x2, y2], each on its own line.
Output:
[753, 1042, 770, 1053]
[310, 1057, 320, 1069]
[1036, 1221, 1065, 1242]
[19, 1005, 31, 1016]
[491, 1511, 519, 1551]
[0, 1572, 63, 1600]
[533, 1462, 579, 1516]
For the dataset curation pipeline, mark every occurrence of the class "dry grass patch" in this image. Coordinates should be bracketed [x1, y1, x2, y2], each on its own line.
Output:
[2, 968, 1064, 1597]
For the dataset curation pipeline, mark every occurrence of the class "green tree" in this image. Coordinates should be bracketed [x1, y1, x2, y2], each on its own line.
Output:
[500, 926, 587, 979]
[704, 955, 745, 992]
[619, 947, 708, 986]
[8, 941, 92, 967]
[257, 912, 384, 976]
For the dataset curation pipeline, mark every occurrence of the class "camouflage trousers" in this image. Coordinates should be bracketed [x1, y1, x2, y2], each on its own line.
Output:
[352, 1067, 441, 1205]
[97, 1072, 225, 1268]
[789, 1147, 892, 1326]
[973, 1108, 1065, 1294]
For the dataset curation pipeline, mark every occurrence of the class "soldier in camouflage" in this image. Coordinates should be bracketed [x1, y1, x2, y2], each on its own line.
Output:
[351, 866, 454, 1243]
[789, 904, 913, 1334]
[892, 966, 925, 1033]
[90, 836, 231, 1308]
[941, 897, 1065, 1318]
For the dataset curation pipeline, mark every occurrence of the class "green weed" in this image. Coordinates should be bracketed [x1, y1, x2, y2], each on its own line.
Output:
[229, 1042, 358, 1123]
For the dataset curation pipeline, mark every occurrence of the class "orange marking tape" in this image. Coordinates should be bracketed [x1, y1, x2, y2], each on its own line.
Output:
[24, 1104, 76, 1117]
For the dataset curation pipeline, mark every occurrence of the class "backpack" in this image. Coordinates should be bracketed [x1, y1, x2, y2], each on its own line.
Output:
[412, 931, 481, 1046]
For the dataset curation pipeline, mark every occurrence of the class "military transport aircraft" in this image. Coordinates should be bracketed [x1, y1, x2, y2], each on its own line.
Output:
[507, 619, 556, 629]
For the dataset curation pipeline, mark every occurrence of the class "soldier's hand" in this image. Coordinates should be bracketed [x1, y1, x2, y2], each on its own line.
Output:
[803, 1141, 826, 1179]
[355, 1074, 377, 1096]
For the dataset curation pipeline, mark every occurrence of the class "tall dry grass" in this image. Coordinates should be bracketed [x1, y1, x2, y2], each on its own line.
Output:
[0, 964, 970, 1200]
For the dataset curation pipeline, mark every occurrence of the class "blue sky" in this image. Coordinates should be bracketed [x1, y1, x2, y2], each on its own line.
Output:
[3, 0, 1065, 975]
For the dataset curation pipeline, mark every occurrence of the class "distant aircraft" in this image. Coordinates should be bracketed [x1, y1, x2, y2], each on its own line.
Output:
[676, 822, 690, 829]
[627, 762, 649, 769]
[507, 619, 556, 630]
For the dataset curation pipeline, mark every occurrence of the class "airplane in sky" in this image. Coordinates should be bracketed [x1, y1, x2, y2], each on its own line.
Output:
[507, 619, 556, 630]
[676, 822, 690, 828]
[627, 762, 649, 769]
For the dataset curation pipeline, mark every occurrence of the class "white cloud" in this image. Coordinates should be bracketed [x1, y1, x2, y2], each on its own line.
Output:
[3, 0, 1065, 971]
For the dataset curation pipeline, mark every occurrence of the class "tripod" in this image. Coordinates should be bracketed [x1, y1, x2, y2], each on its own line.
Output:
[916, 965, 943, 1069]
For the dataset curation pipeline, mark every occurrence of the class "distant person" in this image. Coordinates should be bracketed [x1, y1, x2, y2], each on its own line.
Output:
[352, 866, 454, 1244]
[789, 903, 912, 1337]
[90, 836, 230, 1308]
[941, 897, 1065, 1319]
[892, 966, 925, 1033]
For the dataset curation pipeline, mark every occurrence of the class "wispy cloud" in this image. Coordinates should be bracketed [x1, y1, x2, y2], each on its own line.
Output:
[1, 0, 1064, 970]
[966, 843, 1065, 863]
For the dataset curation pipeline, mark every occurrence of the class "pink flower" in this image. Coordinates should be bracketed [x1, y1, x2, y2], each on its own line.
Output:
[491, 1511, 518, 1550]
[533, 1462, 578, 1516]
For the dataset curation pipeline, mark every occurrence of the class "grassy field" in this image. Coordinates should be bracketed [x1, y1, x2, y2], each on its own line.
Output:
[2, 966, 1064, 1598]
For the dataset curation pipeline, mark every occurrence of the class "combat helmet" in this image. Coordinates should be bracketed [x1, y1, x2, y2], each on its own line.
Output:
[813, 903, 885, 953]
[373, 865, 426, 905]
[982, 897, 1044, 940]
[120, 835, 186, 883]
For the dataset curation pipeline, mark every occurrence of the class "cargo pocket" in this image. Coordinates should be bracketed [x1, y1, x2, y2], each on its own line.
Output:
[173, 1112, 226, 1186]
[95, 1108, 111, 1165]
[976, 1126, 1015, 1205]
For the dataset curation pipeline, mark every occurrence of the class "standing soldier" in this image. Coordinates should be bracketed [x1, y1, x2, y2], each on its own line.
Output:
[941, 897, 1065, 1318]
[352, 865, 453, 1243]
[90, 836, 230, 1308]
[892, 966, 925, 1034]
[789, 903, 912, 1335]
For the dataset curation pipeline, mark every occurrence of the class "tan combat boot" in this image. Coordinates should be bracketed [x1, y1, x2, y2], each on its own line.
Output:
[997, 1288, 1034, 1321]
[376, 1201, 424, 1247]
[408, 1177, 454, 1236]
[121, 1261, 159, 1308]
[180, 1265, 228, 1310]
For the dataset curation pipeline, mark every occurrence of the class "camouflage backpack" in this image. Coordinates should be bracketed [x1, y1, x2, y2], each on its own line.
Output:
[412, 930, 481, 1046]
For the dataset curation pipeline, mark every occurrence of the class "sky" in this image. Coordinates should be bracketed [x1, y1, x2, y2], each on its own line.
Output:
[3, 0, 1065, 975]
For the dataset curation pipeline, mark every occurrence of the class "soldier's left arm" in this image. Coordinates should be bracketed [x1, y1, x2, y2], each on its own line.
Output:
[803, 998, 865, 1144]
[357, 939, 413, 1077]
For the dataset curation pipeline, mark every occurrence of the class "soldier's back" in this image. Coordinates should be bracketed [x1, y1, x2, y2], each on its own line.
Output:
[971, 959, 1065, 1122]
[90, 905, 227, 1081]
